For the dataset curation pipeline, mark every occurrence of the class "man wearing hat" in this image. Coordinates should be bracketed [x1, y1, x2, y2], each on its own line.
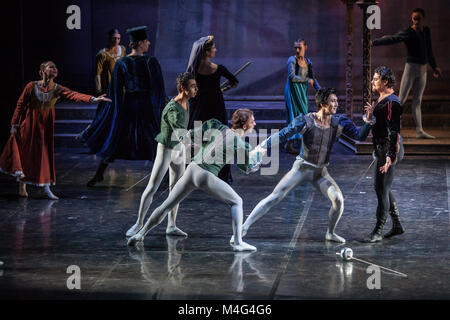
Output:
[82, 26, 174, 227]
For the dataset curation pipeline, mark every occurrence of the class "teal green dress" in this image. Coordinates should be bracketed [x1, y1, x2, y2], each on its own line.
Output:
[284, 56, 321, 141]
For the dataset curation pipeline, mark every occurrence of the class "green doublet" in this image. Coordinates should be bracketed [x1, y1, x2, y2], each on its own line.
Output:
[190, 119, 251, 176]
[155, 99, 189, 149]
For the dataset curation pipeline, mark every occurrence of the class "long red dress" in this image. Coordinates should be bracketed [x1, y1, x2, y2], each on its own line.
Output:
[0, 81, 93, 186]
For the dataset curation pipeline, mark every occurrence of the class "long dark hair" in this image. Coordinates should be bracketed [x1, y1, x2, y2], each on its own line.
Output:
[108, 28, 119, 39]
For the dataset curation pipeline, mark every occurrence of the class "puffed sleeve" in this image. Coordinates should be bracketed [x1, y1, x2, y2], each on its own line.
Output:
[167, 106, 187, 142]
[95, 51, 105, 76]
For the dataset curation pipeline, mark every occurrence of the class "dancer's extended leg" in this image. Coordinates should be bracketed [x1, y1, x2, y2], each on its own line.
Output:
[128, 165, 197, 245]
[199, 168, 256, 252]
[411, 67, 433, 138]
[234, 160, 310, 243]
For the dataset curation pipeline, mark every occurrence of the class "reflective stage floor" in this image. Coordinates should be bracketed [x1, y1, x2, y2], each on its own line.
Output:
[0, 145, 448, 299]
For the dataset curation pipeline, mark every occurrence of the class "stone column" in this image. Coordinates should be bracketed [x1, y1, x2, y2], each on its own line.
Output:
[357, 0, 378, 108]
[341, 0, 357, 119]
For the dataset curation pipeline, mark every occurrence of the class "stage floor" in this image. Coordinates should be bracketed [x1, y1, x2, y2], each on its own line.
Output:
[0, 145, 449, 299]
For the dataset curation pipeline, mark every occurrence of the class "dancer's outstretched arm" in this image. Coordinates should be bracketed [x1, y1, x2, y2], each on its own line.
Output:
[245, 116, 307, 174]
[372, 28, 409, 46]
[339, 102, 375, 141]
[339, 115, 374, 142]
[261, 115, 307, 150]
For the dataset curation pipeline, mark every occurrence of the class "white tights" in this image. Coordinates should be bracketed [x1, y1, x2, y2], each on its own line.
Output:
[243, 159, 344, 238]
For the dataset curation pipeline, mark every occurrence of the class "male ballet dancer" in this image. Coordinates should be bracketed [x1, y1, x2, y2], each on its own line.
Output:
[126, 72, 198, 237]
[233, 88, 374, 244]
[128, 109, 259, 252]
[372, 8, 442, 139]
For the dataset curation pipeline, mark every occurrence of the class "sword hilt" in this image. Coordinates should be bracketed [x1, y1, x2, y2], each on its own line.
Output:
[220, 61, 252, 90]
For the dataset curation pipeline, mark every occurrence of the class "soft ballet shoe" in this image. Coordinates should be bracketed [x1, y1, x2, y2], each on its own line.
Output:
[126, 223, 143, 237]
[166, 226, 188, 237]
[325, 232, 346, 243]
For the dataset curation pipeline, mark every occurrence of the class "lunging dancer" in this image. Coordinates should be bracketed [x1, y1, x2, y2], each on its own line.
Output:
[128, 109, 259, 252]
[235, 88, 374, 244]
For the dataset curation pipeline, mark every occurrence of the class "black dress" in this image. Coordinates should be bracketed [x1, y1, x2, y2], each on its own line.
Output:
[189, 64, 238, 183]
[189, 64, 238, 127]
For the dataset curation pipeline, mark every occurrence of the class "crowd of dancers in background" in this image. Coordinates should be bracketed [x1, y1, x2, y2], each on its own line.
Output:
[0, 7, 441, 250]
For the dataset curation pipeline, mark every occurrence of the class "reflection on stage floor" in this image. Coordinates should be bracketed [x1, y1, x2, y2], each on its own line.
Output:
[0, 146, 448, 299]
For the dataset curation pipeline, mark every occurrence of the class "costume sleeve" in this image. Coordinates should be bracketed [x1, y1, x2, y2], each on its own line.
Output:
[235, 139, 251, 174]
[339, 115, 372, 141]
[287, 57, 308, 83]
[150, 56, 169, 111]
[262, 115, 307, 149]
[167, 106, 186, 142]
[120, 45, 127, 58]
[425, 27, 437, 69]
[220, 65, 239, 86]
[307, 59, 321, 91]
[108, 60, 125, 109]
[95, 52, 105, 76]
[57, 85, 93, 103]
[386, 101, 402, 161]
[372, 28, 409, 46]
[11, 82, 34, 125]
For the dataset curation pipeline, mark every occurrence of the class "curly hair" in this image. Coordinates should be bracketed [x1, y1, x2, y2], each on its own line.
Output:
[374, 66, 396, 88]
[231, 108, 254, 130]
[411, 8, 425, 18]
[176, 72, 195, 93]
[315, 88, 337, 109]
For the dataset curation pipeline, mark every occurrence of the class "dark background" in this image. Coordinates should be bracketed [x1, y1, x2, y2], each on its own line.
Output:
[2, 0, 449, 146]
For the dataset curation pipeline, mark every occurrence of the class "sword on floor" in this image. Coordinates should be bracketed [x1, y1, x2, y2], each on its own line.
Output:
[350, 158, 376, 194]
